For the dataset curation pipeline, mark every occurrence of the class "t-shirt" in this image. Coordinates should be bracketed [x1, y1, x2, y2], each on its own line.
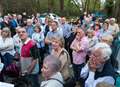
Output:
[21, 39, 40, 59]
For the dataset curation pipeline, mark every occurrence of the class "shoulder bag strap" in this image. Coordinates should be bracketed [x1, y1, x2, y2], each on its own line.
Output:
[49, 78, 64, 85]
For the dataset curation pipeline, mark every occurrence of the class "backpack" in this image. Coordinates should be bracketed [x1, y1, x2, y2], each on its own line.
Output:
[58, 49, 76, 87]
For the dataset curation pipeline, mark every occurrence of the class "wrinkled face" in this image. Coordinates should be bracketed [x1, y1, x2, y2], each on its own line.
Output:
[89, 49, 105, 69]
[51, 22, 58, 31]
[41, 62, 52, 80]
[18, 28, 27, 40]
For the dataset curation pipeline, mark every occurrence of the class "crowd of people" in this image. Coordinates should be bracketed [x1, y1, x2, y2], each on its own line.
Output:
[0, 12, 120, 87]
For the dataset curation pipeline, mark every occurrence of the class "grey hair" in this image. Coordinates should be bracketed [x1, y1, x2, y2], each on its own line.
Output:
[2, 27, 11, 37]
[44, 55, 61, 73]
[93, 42, 112, 60]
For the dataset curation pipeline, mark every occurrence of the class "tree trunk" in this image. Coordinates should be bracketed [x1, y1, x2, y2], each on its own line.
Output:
[84, 0, 88, 12]
[87, 0, 90, 13]
[60, 0, 64, 13]
[93, 0, 97, 11]
[113, 0, 120, 22]
[0, 4, 3, 15]
[48, 0, 51, 12]
[0, 0, 2, 14]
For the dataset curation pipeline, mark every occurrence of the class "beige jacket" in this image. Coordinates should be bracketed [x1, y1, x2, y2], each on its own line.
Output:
[51, 48, 71, 80]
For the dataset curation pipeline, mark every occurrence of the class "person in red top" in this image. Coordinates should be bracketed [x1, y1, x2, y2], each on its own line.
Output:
[18, 27, 40, 87]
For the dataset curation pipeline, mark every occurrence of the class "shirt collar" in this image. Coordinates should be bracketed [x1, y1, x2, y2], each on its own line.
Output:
[23, 38, 31, 45]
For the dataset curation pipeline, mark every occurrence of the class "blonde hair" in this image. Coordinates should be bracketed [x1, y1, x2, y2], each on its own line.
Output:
[51, 37, 65, 48]
[101, 35, 113, 45]
[96, 82, 115, 87]
[1, 27, 11, 37]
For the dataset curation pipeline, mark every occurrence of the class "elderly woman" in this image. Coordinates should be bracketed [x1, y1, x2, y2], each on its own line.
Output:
[0, 27, 15, 68]
[108, 18, 119, 35]
[41, 55, 63, 87]
[70, 28, 89, 82]
[80, 42, 115, 87]
[100, 34, 113, 46]
[51, 37, 71, 81]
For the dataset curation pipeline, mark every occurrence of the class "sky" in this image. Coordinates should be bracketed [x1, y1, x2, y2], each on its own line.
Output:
[76, 0, 106, 4]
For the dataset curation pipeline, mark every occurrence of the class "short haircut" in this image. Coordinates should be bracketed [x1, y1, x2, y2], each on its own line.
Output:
[43, 55, 61, 73]
[18, 27, 26, 32]
[52, 21, 58, 26]
[93, 42, 112, 60]
[51, 36, 65, 48]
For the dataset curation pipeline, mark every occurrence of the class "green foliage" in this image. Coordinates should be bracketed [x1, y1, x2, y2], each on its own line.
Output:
[0, 0, 117, 18]
[105, 0, 114, 17]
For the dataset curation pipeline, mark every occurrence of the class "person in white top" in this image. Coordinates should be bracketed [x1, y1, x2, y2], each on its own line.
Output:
[0, 27, 15, 68]
[108, 18, 119, 35]
[13, 26, 22, 54]
[80, 42, 115, 87]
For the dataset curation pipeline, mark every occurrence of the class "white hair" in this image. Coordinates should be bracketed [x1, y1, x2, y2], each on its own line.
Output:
[93, 42, 112, 60]
[110, 18, 116, 22]
[44, 55, 61, 73]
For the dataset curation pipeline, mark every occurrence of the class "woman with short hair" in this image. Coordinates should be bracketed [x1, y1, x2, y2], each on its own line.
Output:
[0, 27, 15, 68]
[51, 37, 71, 81]
[41, 55, 63, 87]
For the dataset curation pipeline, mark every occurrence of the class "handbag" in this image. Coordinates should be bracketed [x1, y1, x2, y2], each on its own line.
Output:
[59, 49, 76, 87]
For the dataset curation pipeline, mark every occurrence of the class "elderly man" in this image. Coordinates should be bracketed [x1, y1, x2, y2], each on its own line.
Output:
[80, 42, 115, 87]
[45, 21, 63, 54]
[18, 27, 40, 87]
